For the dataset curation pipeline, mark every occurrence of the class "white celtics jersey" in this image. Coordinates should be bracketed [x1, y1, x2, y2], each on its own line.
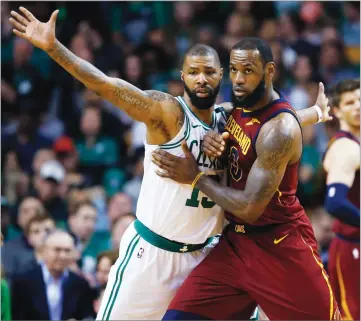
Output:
[136, 96, 228, 244]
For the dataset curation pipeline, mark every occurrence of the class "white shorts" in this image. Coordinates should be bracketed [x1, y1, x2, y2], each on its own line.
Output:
[96, 221, 219, 320]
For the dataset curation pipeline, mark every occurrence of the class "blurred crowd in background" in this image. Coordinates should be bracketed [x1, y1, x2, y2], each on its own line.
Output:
[1, 1, 360, 320]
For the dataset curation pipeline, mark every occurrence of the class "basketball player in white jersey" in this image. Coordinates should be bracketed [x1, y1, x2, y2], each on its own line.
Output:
[10, 7, 331, 320]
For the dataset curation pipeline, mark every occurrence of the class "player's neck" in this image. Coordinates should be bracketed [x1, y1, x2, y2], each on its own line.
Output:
[183, 95, 214, 126]
[244, 86, 276, 112]
[340, 121, 360, 139]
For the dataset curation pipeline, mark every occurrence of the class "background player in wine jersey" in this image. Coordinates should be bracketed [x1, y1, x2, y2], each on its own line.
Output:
[153, 38, 341, 320]
[10, 9, 331, 320]
[323, 79, 360, 321]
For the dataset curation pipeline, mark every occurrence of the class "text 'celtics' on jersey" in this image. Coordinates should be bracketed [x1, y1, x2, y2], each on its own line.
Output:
[136, 96, 227, 244]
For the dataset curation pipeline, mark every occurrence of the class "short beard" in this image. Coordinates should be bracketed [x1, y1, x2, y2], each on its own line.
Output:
[184, 82, 220, 110]
[232, 76, 266, 109]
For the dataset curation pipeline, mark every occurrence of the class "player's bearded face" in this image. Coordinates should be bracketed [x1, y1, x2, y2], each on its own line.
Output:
[184, 82, 221, 110]
[232, 74, 266, 109]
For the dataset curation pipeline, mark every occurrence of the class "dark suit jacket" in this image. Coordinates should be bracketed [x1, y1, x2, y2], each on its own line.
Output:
[11, 265, 94, 320]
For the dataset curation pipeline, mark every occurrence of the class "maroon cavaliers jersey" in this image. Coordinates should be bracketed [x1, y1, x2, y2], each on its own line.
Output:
[325, 131, 360, 240]
[225, 96, 304, 226]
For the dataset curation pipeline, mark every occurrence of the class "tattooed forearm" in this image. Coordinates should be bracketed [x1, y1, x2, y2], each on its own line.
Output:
[47, 40, 107, 86]
[113, 84, 150, 112]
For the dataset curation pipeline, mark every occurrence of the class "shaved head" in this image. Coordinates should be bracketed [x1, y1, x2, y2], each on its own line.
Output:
[182, 44, 220, 69]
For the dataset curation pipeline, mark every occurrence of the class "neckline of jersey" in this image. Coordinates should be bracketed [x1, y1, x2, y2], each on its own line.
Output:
[178, 96, 216, 130]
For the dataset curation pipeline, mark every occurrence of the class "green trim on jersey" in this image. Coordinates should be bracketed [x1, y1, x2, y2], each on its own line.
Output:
[134, 220, 214, 253]
[102, 234, 140, 320]
[159, 114, 191, 150]
[178, 96, 217, 130]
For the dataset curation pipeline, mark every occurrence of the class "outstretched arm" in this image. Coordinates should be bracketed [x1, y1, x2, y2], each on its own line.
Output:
[9, 7, 171, 125]
[152, 113, 302, 223]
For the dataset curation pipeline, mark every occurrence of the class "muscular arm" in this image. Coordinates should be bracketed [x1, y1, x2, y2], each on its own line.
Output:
[47, 40, 167, 124]
[323, 138, 360, 226]
[195, 113, 302, 223]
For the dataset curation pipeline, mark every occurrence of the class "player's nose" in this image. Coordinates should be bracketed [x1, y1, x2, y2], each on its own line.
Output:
[234, 71, 245, 85]
[197, 73, 208, 85]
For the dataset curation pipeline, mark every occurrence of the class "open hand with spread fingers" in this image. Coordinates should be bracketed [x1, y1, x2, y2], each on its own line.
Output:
[315, 82, 333, 123]
[202, 130, 230, 158]
[9, 7, 59, 51]
[152, 141, 201, 185]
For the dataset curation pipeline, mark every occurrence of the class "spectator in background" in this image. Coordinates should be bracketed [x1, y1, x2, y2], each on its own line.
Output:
[95, 250, 118, 287]
[319, 40, 359, 86]
[2, 101, 53, 175]
[11, 229, 94, 320]
[33, 160, 68, 222]
[53, 136, 89, 197]
[107, 193, 133, 229]
[111, 214, 136, 250]
[1, 231, 12, 321]
[76, 105, 119, 185]
[2, 149, 30, 206]
[7, 196, 45, 240]
[2, 210, 54, 284]
[68, 201, 110, 275]
[1, 197, 11, 242]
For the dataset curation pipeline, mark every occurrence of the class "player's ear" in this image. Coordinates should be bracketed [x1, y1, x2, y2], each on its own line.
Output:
[332, 106, 341, 120]
[180, 71, 184, 82]
[220, 68, 224, 79]
[265, 62, 275, 80]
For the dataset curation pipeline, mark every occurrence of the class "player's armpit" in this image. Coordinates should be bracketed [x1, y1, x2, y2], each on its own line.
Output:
[195, 113, 301, 223]
[323, 138, 360, 187]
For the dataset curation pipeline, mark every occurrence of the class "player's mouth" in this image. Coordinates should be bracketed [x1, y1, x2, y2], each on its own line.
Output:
[196, 88, 211, 97]
[233, 88, 247, 97]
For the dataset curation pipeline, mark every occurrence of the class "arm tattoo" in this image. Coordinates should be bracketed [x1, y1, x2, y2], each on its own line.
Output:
[113, 84, 150, 112]
[47, 40, 106, 86]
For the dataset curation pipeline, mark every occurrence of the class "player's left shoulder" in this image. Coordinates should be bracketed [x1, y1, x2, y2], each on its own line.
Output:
[262, 112, 301, 142]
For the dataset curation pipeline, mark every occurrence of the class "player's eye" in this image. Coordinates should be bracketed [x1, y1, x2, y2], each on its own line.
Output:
[189, 71, 197, 75]
[245, 69, 252, 74]
[230, 67, 237, 73]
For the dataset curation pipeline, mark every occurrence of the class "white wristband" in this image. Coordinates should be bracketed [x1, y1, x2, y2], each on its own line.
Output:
[313, 105, 323, 123]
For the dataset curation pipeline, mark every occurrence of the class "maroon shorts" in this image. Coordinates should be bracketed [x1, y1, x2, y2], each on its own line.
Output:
[328, 236, 360, 321]
[168, 214, 340, 320]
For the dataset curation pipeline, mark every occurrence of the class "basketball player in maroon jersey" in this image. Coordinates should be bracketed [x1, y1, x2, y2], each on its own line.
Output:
[323, 79, 360, 321]
[152, 38, 341, 320]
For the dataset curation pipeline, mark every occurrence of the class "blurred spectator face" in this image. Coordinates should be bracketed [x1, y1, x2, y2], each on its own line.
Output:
[112, 215, 135, 249]
[27, 218, 56, 249]
[167, 79, 184, 97]
[96, 256, 112, 286]
[279, 14, 298, 40]
[53, 136, 78, 172]
[322, 26, 339, 43]
[196, 28, 215, 46]
[234, 1, 251, 15]
[32, 149, 56, 174]
[259, 19, 278, 41]
[229, 49, 269, 108]
[18, 197, 45, 230]
[149, 29, 166, 46]
[174, 2, 194, 26]
[334, 88, 360, 128]
[4, 150, 21, 171]
[294, 56, 312, 84]
[43, 232, 75, 275]
[69, 204, 97, 241]
[37, 160, 65, 201]
[320, 43, 341, 69]
[13, 38, 33, 67]
[81, 107, 101, 137]
[125, 55, 142, 83]
[70, 34, 94, 63]
[225, 13, 242, 36]
[181, 54, 223, 110]
[269, 41, 282, 65]
[108, 193, 133, 225]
